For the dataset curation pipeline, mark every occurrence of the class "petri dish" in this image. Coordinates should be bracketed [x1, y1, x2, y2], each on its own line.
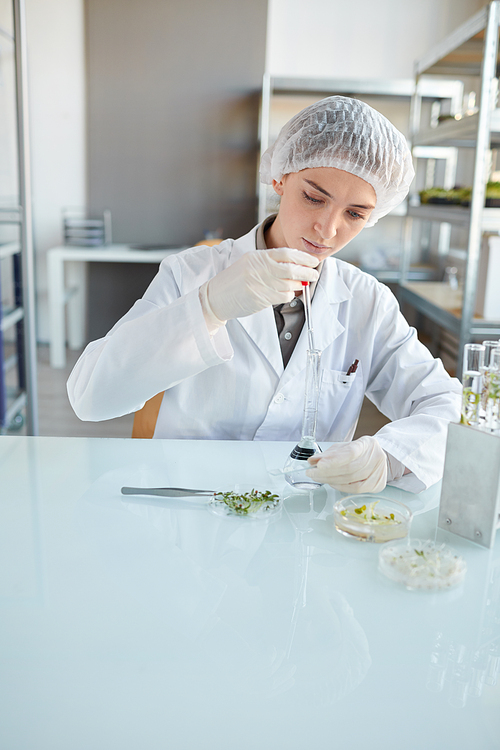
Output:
[209, 484, 282, 520]
[378, 538, 467, 590]
[333, 494, 412, 543]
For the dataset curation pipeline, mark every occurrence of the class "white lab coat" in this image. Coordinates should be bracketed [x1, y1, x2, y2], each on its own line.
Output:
[67, 223, 462, 493]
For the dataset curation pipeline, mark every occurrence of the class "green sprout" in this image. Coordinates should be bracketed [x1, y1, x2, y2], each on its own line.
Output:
[461, 386, 481, 425]
[341, 500, 402, 526]
[213, 489, 279, 515]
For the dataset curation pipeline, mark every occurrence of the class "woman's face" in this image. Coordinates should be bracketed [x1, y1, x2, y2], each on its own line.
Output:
[267, 166, 376, 262]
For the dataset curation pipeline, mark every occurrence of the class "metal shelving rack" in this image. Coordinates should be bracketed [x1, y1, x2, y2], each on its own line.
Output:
[0, 0, 38, 434]
[399, 1, 500, 377]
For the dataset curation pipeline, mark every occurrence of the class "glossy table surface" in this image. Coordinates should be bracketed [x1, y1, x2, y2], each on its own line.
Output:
[1, 436, 499, 749]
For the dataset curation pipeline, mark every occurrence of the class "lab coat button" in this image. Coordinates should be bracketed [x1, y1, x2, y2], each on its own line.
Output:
[274, 393, 285, 404]
[284, 331, 292, 340]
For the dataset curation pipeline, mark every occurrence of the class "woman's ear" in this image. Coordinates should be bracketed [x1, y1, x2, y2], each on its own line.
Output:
[272, 178, 285, 196]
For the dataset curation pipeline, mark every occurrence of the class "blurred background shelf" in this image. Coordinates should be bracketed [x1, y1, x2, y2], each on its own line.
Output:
[408, 204, 500, 230]
[413, 108, 500, 147]
[400, 2, 500, 376]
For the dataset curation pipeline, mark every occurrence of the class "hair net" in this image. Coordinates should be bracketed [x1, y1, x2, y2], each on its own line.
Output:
[260, 95, 414, 227]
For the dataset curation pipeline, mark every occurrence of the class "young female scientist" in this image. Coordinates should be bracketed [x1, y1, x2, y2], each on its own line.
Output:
[67, 96, 461, 494]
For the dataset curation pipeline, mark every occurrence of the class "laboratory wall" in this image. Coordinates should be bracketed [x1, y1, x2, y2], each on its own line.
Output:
[85, 0, 268, 337]
[266, 0, 488, 79]
[25, 0, 86, 343]
[86, 0, 267, 247]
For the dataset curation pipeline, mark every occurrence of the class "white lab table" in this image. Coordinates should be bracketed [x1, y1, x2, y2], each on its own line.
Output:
[47, 244, 184, 368]
[0, 436, 499, 749]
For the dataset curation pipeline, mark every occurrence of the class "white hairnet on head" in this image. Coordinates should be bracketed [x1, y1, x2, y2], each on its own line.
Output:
[260, 96, 414, 227]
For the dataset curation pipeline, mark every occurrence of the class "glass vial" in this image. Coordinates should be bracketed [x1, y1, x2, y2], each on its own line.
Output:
[283, 349, 323, 490]
[461, 344, 485, 426]
[485, 347, 500, 431]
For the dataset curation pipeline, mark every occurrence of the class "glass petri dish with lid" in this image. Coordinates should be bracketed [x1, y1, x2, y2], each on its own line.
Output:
[379, 538, 467, 590]
[333, 494, 412, 543]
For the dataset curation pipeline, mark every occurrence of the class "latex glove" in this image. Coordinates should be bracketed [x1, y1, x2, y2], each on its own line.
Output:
[306, 436, 388, 493]
[201, 248, 319, 325]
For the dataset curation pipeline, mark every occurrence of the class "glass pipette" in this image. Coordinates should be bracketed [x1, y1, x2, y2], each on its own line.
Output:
[302, 281, 315, 351]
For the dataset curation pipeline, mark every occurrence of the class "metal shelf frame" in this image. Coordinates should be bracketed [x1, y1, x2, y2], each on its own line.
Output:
[415, 6, 490, 78]
[413, 108, 500, 148]
[407, 204, 500, 231]
[0, 243, 26, 430]
[0, 0, 38, 434]
[401, 1, 500, 377]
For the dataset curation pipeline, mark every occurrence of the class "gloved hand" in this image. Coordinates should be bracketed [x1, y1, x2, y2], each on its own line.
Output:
[305, 436, 388, 493]
[201, 248, 319, 324]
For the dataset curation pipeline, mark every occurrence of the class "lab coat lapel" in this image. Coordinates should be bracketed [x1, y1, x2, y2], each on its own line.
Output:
[237, 307, 284, 378]
[279, 258, 351, 387]
[229, 229, 284, 378]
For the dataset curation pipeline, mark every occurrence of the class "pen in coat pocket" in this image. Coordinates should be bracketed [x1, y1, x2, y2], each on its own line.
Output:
[346, 359, 359, 376]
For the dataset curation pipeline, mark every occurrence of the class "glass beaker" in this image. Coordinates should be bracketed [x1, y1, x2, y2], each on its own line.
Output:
[283, 349, 323, 490]
[461, 344, 485, 426]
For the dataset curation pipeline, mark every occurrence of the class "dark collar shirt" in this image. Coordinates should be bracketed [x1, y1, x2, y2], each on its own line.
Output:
[255, 215, 322, 367]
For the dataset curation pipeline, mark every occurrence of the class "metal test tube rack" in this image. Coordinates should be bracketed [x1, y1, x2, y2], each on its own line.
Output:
[439, 422, 500, 548]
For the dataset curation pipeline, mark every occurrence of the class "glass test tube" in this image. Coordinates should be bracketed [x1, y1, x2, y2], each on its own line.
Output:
[302, 348, 322, 441]
[485, 347, 500, 431]
[461, 344, 485, 426]
[480, 341, 500, 414]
